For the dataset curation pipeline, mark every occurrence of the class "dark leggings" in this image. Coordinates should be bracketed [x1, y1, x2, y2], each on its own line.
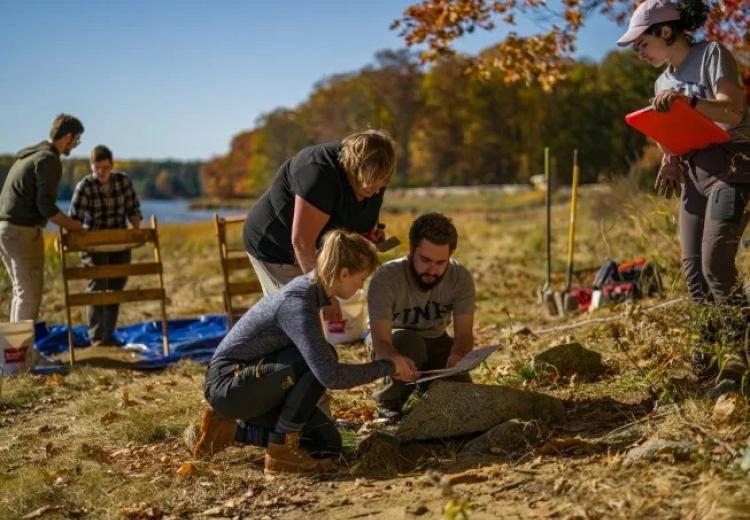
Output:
[204, 347, 341, 455]
[680, 143, 750, 305]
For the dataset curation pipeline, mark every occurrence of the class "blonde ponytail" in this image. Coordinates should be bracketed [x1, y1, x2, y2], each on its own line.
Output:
[315, 230, 379, 290]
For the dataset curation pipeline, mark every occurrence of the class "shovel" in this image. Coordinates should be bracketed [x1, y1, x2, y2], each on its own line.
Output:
[537, 147, 558, 315]
[553, 149, 581, 316]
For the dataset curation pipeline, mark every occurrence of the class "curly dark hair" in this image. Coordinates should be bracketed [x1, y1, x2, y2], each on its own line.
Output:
[645, 0, 709, 45]
[409, 212, 458, 253]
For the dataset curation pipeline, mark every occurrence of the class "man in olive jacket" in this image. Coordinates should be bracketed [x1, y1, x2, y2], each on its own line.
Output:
[0, 114, 85, 321]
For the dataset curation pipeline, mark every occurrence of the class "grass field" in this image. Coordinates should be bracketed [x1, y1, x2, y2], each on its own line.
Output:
[2, 183, 750, 519]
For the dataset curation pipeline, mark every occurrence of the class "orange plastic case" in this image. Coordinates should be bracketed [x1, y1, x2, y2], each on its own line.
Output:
[625, 97, 730, 155]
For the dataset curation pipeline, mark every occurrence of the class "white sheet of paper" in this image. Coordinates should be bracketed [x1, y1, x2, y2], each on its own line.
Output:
[413, 344, 501, 384]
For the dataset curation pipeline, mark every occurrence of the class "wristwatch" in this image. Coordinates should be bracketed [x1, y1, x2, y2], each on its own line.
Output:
[689, 95, 698, 108]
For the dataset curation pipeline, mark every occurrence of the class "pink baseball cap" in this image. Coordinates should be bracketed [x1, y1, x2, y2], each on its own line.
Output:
[616, 0, 682, 47]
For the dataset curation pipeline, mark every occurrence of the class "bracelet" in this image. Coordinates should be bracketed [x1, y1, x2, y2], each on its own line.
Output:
[689, 95, 698, 108]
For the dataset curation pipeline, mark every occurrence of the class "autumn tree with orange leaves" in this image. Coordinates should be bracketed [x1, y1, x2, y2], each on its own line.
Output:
[393, 0, 749, 95]
[200, 130, 257, 198]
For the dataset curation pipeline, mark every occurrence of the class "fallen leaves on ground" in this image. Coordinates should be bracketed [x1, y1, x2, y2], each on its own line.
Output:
[175, 461, 196, 478]
[712, 393, 740, 425]
[120, 503, 164, 519]
[100, 410, 123, 424]
[120, 389, 140, 408]
[81, 443, 112, 464]
[335, 403, 375, 423]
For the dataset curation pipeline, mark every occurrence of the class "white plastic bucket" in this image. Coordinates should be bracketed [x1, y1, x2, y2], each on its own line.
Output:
[0, 320, 35, 376]
[324, 289, 366, 344]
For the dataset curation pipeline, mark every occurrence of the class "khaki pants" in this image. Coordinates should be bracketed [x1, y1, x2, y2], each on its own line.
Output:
[247, 253, 303, 296]
[0, 221, 45, 321]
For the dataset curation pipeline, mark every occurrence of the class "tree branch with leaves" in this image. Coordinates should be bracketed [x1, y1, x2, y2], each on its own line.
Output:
[392, 0, 749, 93]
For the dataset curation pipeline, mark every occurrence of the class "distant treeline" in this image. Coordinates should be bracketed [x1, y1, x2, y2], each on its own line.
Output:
[0, 156, 202, 199]
[201, 48, 666, 197]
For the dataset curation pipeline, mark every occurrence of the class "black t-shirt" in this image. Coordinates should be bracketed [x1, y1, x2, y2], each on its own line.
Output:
[243, 142, 384, 264]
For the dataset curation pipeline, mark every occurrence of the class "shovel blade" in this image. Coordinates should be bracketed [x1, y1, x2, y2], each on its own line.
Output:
[543, 291, 557, 316]
[563, 292, 579, 314]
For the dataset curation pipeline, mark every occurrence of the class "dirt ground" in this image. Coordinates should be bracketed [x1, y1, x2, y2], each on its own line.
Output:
[3, 186, 750, 519]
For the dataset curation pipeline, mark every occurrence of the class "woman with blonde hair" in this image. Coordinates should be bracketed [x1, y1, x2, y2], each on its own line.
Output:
[193, 230, 415, 474]
[243, 129, 396, 322]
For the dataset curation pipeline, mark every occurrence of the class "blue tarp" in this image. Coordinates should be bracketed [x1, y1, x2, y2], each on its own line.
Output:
[33, 315, 229, 372]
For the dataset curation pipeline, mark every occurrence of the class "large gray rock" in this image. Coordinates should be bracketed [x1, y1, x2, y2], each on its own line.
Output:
[533, 342, 605, 380]
[396, 381, 565, 442]
[460, 419, 541, 455]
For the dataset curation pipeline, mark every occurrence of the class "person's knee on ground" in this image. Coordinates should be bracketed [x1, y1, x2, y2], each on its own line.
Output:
[192, 405, 240, 458]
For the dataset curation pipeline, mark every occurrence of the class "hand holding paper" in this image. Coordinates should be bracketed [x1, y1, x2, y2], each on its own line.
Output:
[413, 344, 501, 384]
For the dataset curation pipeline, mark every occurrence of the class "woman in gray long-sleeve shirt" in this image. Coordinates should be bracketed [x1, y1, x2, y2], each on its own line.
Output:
[192, 230, 413, 474]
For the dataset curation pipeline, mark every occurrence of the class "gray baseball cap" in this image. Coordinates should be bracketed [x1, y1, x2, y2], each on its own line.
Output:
[616, 0, 682, 47]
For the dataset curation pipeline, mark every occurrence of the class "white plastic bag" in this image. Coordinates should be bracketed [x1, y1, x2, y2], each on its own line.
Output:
[0, 320, 35, 376]
[324, 289, 366, 344]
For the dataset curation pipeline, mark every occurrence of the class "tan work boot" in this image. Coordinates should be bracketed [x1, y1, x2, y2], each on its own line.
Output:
[264, 431, 336, 475]
[192, 406, 237, 458]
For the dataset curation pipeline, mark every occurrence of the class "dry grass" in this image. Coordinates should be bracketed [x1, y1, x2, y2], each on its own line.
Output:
[2, 185, 750, 519]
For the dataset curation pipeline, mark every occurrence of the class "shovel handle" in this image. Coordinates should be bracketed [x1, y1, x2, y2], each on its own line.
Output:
[544, 146, 551, 291]
[565, 149, 580, 292]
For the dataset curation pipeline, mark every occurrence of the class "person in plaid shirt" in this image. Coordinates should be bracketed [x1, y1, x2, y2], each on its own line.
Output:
[69, 145, 142, 346]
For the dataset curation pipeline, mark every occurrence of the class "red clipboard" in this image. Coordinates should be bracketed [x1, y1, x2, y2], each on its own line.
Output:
[625, 97, 730, 155]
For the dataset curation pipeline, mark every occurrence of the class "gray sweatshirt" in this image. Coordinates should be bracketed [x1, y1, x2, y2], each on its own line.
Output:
[211, 273, 394, 389]
[0, 142, 62, 226]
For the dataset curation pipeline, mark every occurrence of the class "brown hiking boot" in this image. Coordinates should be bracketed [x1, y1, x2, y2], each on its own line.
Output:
[192, 406, 237, 458]
[264, 432, 336, 475]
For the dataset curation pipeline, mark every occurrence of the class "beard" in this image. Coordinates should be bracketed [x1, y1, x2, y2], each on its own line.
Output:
[408, 256, 445, 291]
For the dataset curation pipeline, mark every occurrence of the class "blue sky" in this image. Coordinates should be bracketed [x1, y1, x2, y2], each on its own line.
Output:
[0, 0, 625, 160]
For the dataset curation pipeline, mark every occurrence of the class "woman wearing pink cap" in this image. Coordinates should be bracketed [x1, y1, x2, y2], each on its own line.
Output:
[618, 0, 750, 380]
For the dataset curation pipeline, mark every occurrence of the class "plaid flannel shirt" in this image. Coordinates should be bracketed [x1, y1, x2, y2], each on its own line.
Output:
[69, 172, 142, 230]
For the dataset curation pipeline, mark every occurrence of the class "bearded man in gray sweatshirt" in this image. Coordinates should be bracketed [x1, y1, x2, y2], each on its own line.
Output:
[0, 114, 85, 321]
